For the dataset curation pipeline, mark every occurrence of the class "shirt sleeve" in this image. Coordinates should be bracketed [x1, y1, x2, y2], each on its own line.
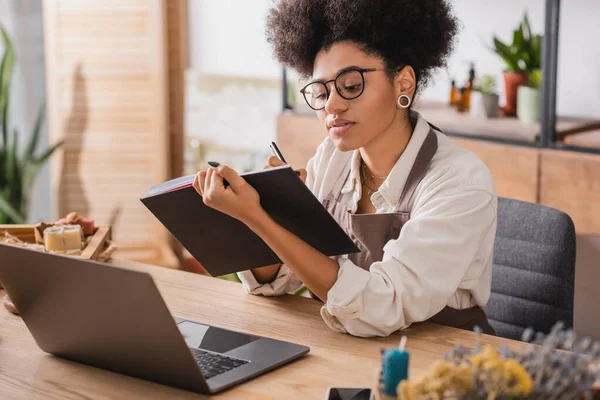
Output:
[237, 264, 304, 296]
[236, 140, 326, 296]
[321, 183, 497, 337]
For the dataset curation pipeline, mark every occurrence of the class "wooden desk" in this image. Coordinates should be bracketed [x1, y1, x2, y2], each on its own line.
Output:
[0, 260, 519, 399]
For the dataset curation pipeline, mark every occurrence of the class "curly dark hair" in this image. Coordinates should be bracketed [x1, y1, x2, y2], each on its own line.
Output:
[266, 0, 459, 90]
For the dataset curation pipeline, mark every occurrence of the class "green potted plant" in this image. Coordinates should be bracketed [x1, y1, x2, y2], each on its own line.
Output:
[517, 68, 542, 123]
[470, 74, 500, 119]
[491, 11, 542, 116]
[0, 25, 63, 224]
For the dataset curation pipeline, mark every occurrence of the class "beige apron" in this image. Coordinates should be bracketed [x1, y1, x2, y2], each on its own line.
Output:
[316, 125, 495, 335]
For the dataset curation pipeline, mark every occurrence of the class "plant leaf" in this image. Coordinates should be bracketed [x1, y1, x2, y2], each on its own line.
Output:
[0, 190, 24, 224]
[1, 93, 8, 150]
[23, 139, 63, 206]
[493, 37, 520, 72]
[530, 35, 542, 70]
[24, 102, 45, 162]
[0, 148, 3, 182]
[21, 138, 63, 222]
[521, 52, 531, 68]
[493, 37, 512, 56]
[10, 128, 18, 184]
[217, 273, 242, 283]
[528, 69, 542, 89]
[33, 139, 64, 166]
[20, 162, 38, 215]
[0, 25, 15, 148]
[4, 128, 16, 186]
[522, 11, 532, 41]
[294, 285, 308, 296]
[492, 36, 509, 49]
[513, 26, 524, 54]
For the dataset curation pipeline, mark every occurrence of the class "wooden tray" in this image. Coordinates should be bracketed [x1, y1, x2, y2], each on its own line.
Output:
[0, 224, 112, 293]
[0, 224, 111, 260]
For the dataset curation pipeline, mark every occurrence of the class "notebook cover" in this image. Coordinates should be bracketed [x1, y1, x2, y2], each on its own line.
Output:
[140, 166, 360, 276]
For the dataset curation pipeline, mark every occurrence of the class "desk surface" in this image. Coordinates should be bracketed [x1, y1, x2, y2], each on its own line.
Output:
[0, 259, 519, 400]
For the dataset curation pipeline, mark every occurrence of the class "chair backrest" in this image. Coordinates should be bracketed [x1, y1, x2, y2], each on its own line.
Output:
[484, 197, 576, 340]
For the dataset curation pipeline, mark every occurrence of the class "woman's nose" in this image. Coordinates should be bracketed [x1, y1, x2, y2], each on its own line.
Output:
[324, 87, 348, 115]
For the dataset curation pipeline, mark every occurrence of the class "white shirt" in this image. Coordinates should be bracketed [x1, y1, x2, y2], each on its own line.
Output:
[237, 111, 497, 337]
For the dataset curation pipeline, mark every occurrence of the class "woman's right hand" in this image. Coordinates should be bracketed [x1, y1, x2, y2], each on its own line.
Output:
[264, 156, 307, 183]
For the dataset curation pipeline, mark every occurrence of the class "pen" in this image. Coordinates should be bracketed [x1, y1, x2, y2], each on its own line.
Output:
[269, 142, 300, 176]
[269, 141, 288, 164]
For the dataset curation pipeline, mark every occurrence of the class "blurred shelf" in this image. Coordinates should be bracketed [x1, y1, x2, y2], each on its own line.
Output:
[281, 103, 600, 149]
[414, 101, 600, 144]
[563, 129, 600, 150]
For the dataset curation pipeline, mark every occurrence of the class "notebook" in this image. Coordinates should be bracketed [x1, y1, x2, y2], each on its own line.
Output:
[140, 165, 360, 276]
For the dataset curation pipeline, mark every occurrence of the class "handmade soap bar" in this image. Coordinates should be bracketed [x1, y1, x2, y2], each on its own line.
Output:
[43, 224, 84, 253]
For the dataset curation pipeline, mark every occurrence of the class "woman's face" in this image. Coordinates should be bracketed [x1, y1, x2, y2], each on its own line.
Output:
[310, 41, 408, 152]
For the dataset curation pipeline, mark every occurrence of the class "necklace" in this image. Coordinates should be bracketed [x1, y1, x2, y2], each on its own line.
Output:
[360, 158, 388, 196]
[360, 163, 380, 196]
[361, 160, 387, 179]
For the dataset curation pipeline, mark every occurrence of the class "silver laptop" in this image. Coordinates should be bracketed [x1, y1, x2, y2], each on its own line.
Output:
[0, 243, 310, 394]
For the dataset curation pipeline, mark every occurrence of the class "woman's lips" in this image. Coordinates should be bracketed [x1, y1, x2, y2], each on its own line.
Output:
[329, 122, 355, 136]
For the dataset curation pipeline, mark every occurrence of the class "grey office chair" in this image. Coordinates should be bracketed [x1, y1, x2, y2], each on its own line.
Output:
[483, 197, 576, 340]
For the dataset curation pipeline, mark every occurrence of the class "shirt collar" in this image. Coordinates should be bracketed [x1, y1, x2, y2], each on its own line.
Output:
[341, 110, 432, 209]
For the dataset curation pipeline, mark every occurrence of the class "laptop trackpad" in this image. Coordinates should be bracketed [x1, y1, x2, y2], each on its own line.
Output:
[178, 321, 260, 353]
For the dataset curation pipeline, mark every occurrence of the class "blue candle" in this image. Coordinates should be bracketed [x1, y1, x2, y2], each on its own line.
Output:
[382, 336, 409, 397]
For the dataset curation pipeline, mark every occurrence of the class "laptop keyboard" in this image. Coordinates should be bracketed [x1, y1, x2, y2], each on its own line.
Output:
[190, 348, 249, 379]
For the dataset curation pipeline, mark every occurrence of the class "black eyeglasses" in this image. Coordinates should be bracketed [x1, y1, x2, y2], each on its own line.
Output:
[300, 66, 404, 111]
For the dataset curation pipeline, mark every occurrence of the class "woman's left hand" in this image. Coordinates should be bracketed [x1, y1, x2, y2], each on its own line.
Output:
[193, 163, 263, 224]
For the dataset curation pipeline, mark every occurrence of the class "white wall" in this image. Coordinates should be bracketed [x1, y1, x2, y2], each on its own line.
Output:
[0, 0, 50, 223]
[187, 0, 600, 118]
[185, 0, 282, 167]
[188, 0, 281, 80]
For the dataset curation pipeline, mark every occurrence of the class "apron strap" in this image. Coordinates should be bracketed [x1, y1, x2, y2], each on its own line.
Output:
[396, 127, 439, 213]
[330, 158, 353, 202]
